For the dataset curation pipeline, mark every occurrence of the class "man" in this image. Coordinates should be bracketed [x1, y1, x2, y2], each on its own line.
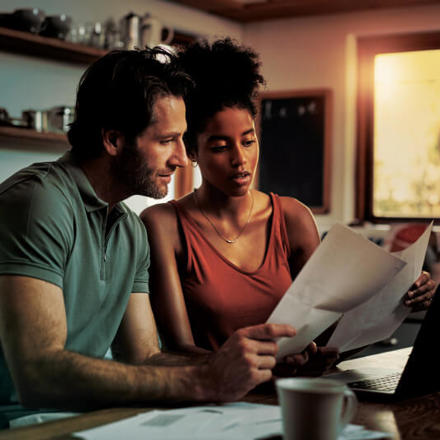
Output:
[0, 48, 296, 427]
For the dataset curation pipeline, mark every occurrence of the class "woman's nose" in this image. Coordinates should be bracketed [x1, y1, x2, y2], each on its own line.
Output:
[231, 144, 246, 166]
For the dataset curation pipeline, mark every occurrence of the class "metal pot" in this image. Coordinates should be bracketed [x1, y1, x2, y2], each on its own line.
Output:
[46, 106, 74, 133]
[22, 109, 48, 132]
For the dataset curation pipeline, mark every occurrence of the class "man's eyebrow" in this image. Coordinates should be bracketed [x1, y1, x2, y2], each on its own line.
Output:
[157, 130, 185, 139]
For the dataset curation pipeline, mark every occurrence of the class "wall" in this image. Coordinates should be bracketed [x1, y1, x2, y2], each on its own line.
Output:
[2, 1, 440, 225]
[243, 4, 440, 234]
[0, 0, 241, 212]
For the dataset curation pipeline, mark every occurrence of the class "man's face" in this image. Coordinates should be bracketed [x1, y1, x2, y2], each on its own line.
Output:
[113, 95, 187, 199]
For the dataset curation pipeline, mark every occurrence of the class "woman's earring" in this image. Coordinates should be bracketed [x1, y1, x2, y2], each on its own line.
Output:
[191, 161, 198, 168]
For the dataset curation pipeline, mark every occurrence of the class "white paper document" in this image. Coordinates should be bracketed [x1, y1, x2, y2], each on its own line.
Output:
[327, 222, 433, 351]
[267, 223, 407, 358]
[75, 402, 392, 440]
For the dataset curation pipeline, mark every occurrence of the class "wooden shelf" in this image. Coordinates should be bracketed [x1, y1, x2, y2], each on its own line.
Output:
[0, 26, 197, 65]
[0, 126, 69, 151]
[0, 26, 106, 64]
[0, 24, 196, 158]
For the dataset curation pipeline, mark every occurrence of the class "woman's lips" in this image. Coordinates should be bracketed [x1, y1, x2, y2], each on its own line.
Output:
[230, 172, 251, 186]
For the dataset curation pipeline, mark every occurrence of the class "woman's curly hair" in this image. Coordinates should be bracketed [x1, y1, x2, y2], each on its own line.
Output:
[177, 38, 265, 156]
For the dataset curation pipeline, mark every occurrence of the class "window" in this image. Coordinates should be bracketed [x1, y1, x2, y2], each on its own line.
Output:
[356, 31, 440, 222]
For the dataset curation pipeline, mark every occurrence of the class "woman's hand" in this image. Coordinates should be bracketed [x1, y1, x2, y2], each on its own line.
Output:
[274, 343, 339, 377]
[404, 271, 437, 312]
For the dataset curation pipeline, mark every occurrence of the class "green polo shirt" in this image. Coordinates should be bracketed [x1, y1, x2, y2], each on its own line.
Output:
[0, 152, 150, 410]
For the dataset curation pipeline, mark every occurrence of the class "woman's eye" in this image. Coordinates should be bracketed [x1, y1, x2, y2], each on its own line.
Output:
[243, 139, 256, 147]
[211, 145, 228, 152]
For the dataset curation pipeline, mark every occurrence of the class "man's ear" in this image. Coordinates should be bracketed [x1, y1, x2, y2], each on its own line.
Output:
[102, 129, 124, 157]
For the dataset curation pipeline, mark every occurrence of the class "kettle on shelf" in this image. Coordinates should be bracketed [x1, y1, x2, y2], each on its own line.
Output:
[120, 12, 141, 50]
[140, 14, 174, 49]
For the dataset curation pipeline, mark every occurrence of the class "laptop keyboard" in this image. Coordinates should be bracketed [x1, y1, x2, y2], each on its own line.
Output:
[349, 372, 402, 392]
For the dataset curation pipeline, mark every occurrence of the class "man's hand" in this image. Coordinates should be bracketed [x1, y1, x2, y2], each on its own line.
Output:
[404, 271, 437, 312]
[204, 323, 296, 402]
[275, 344, 339, 377]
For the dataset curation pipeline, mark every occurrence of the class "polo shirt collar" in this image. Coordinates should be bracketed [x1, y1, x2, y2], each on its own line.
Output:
[57, 151, 125, 215]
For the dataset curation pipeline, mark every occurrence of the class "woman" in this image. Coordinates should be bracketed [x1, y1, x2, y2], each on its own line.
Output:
[141, 39, 436, 365]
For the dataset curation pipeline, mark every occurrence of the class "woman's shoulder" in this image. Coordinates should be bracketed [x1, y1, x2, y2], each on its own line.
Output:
[277, 195, 315, 220]
[140, 201, 174, 225]
[276, 195, 319, 237]
[275, 195, 320, 253]
[140, 193, 195, 233]
[251, 190, 312, 222]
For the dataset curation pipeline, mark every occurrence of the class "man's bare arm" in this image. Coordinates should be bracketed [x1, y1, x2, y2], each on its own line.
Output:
[111, 293, 209, 366]
[0, 276, 206, 409]
[0, 275, 295, 410]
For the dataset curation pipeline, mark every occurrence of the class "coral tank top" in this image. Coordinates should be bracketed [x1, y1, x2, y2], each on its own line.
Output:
[170, 193, 292, 351]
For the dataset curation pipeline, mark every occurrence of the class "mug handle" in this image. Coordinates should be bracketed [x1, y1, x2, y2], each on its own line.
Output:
[340, 388, 357, 430]
[161, 26, 174, 45]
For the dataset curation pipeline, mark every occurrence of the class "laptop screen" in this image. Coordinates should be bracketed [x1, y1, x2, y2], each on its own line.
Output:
[397, 289, 440, 397]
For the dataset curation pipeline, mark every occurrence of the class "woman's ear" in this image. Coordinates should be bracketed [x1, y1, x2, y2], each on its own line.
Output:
[188, 150, 198, 163]
[102, 129, 124, 156]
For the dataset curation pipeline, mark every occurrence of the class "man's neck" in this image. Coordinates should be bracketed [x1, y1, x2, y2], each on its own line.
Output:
[80, 156, 127, 211]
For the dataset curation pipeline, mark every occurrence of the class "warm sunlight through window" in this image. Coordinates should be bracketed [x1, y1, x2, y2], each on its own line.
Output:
[373, 49, 440, 218]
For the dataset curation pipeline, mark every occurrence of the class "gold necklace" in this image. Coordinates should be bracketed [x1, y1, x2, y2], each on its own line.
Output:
[194, 190, 254, 244]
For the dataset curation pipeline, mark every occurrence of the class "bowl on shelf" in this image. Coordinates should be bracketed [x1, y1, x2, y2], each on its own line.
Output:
[0, 13, 12, 29]
[39, 14, 71, 40]
[11, 8, 45, 33]
[0, 108, 12, 127]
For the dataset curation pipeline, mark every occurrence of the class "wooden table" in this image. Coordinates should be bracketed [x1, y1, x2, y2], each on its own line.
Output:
[0, 348, 439, 440]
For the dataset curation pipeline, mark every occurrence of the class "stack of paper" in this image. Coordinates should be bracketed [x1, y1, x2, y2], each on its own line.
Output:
[267, 222, 432, 357]
[75, 402, 391, 440]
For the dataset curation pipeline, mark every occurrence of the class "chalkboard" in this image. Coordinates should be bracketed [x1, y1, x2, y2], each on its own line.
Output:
[257, 90, 332, 214]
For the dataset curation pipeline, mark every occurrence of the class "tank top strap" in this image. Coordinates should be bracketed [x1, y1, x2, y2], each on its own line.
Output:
[269, 193, 291, 258]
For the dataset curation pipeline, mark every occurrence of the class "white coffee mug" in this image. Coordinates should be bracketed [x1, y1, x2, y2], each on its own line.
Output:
[140, 15, 174, 49]
[276, 378, 357, 440]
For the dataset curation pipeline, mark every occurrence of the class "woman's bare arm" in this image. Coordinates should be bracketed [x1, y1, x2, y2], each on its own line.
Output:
[140, 203, 208, 354]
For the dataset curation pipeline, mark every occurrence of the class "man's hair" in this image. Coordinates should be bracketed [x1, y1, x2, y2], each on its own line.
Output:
[68, 47, 193, 160]
[177, 38, 265, 157]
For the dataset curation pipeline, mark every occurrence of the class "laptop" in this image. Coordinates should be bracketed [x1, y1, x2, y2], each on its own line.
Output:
[326, 289, 440, 400]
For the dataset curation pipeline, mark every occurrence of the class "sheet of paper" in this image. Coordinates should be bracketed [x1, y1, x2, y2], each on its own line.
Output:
[327, 222, 433, 352]
[75, 402, 392, 440]
[267, 224, 406, 358]
[75, 409, 230, 440]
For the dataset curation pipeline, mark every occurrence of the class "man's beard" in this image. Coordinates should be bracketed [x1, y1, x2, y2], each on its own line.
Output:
[111, 144, 168, 199]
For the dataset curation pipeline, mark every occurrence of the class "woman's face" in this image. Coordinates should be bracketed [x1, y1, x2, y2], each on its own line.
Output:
[194, 107, 259, 197]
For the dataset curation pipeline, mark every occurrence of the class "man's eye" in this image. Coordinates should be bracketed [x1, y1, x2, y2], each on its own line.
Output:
[160, 139, 174, 145]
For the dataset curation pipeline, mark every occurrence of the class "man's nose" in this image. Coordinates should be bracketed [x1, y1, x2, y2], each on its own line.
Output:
[171, 139, 188, 168]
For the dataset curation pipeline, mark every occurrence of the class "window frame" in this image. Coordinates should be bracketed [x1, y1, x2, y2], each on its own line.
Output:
[355, 31, 440, 223]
